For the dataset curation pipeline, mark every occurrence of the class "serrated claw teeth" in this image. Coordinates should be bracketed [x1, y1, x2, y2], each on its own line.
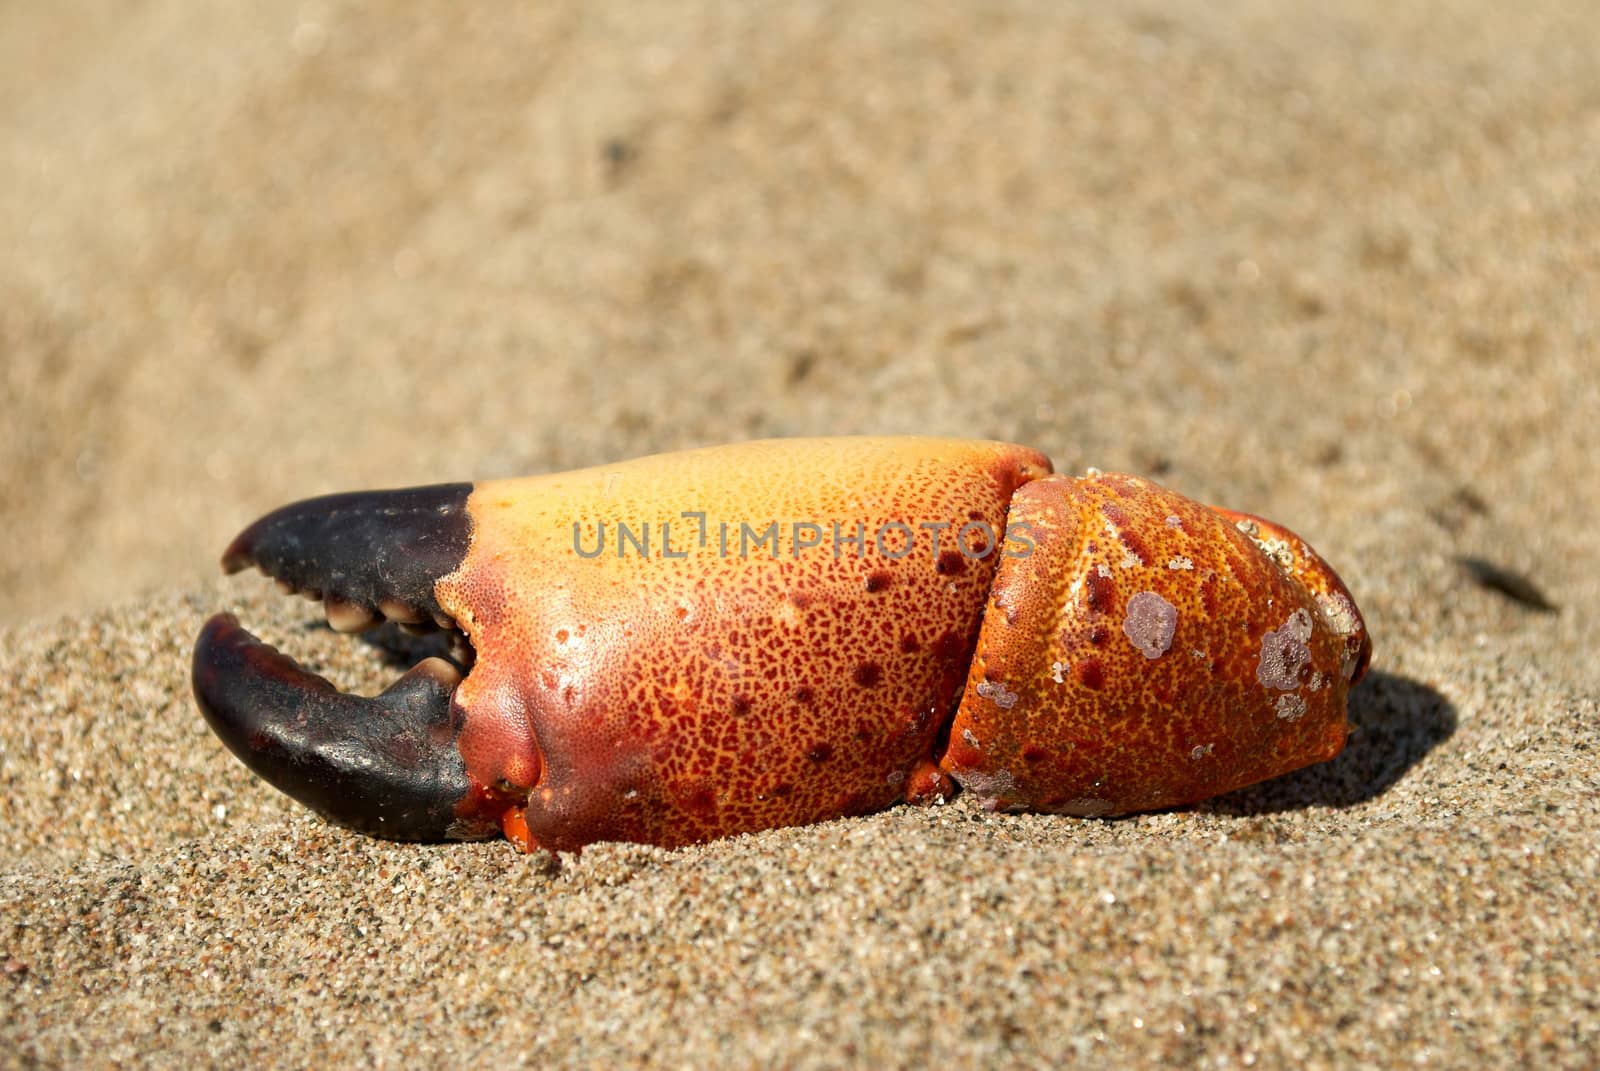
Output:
[411, 656, 464, 691]
[325, 598, 380, 633]
[379, 598, 427, 625]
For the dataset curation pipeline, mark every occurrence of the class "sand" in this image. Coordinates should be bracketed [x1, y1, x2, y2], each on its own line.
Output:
[3, 1, 1597, 1066]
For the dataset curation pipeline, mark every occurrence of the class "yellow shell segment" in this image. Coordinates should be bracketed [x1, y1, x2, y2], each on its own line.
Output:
[435, 437, 1051, 849]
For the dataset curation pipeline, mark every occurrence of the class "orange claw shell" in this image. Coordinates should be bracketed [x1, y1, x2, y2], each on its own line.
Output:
[192, 438, 1370, 852]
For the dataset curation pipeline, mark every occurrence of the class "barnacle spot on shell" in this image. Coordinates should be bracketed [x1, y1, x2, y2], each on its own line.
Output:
[1234, 518, 1296, 570]
[975, 679, 1019, 710]
[1257, 610, 1314, 690]
[1123, 591, 1178, 660]
[1168, 556, 1194, 571]
[1285, 608, 1313, 641]
[993, 584, 1022, 626]
[956, 767, 1018, 805]
[1256, 536, 1296, 571]
[1050, 660, 1067, 684]
[1164, 514, 1183, 528]
[1317, 591, 1362, 639]
[962, 728, 981, 748]
[1276, 694, 1308, 722]
[1190, 743, 1215, 761]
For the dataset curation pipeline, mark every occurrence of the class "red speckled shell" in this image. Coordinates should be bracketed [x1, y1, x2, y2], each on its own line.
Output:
[435, 438, 1051, 850]
[940, 473, 1370, 816]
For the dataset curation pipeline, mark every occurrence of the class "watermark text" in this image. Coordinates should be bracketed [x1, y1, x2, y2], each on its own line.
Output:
[571, 513, 1036, 561]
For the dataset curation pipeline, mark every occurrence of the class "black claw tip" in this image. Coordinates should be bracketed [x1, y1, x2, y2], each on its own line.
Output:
[192, 613, 493, 842]
[222, 483, 474, 623]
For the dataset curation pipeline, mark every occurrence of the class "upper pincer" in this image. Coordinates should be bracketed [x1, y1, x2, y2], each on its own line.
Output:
[221, 482, 474, 631]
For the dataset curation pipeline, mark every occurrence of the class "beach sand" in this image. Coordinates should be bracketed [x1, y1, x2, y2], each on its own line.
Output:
[3, 2, 1596, 1066]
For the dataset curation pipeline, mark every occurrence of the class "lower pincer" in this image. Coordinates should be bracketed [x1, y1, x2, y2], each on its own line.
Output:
[192, 613, 500, 842]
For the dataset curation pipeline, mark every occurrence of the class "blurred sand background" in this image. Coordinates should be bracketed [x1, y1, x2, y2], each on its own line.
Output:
[2, 1, 1597, 1066]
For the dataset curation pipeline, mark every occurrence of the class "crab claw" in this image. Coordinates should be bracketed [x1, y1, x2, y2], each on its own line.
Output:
[196, 438, 1372, 853]
[195, 481, 512, 841]
[193, 614, 499, 841]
